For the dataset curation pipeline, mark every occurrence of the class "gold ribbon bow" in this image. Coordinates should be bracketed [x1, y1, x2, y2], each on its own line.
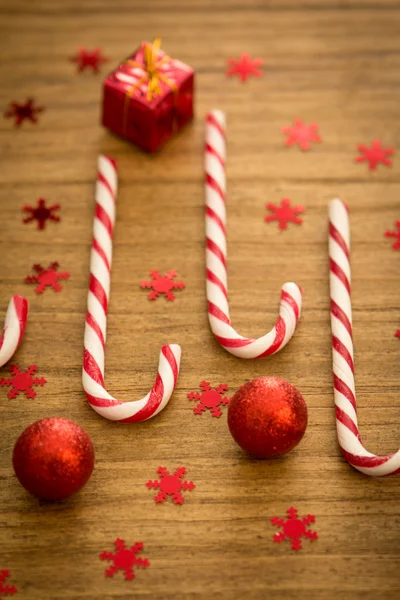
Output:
[125, 37, 177, 102]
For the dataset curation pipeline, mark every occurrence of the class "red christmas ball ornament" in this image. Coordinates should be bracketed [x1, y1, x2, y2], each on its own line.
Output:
[228, 377, 308, 458]
[12, 418, 95, 500]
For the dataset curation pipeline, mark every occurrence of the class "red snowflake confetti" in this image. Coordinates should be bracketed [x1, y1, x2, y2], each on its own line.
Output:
[0, 571, 17, 598]
[99, 538, 149, 581]
[0, 365, 47, 400]
[4, 98, 44, 127]
[385, 221, 400, 250]
[187, 381, 230, 418]
[70, 48, 109, 73]
[355, 140, 395, 171]
[25, 262, 70, 294]
[145, 466, 196, 505]
[395, 330, 400, 339]
[281, 119, 321, 151]
[265, 198, 305, 230]
[140, 270, 185, 301]
[271, 507, 318, 551]
[226, 53, 263, 82]
[22, 198, 61, 230]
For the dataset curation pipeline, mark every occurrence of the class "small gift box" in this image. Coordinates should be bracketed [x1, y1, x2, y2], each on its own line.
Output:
[102, 38, 194, 152]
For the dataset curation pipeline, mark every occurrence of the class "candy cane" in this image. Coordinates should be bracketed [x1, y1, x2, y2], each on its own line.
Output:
[205, 110, 302, 359]
[82, 155, 181, 423]
[0, 296, 28, 367]
[329, 198, 400, 476]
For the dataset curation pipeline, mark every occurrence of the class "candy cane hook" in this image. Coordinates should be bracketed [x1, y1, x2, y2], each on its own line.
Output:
[0, 296, 28, 367]
[205, 110, 302, 359]
[329, 198, 400, 476]
[82, 155, 181, 423]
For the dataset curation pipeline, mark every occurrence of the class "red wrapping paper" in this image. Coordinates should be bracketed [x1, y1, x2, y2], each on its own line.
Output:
[102, 40, 194, 152]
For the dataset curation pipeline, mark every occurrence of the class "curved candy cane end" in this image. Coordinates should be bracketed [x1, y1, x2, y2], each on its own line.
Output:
[0, 295, 29, 368]
[11, 295, 29, 325]
[343, 451, 400, 478]
[281, 282, 303, 319]
[115, 344, 182, 424]
[160, 344, 182, 382]
[164, 343, 181, 364]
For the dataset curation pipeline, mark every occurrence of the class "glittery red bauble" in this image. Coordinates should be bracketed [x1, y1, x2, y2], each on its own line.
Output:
[12, 418, 95, 500]
[228, 377, 308, 458]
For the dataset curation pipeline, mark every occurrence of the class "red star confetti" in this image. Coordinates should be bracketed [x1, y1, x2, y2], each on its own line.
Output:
[226, 53, 263, 82]
[282, 119, 321, 151]
[0, 365, 47, 400]
[70, 48, 108, 73]
[140, 270, 185, 301]
[4, 98, 44, 127]
[99, 539, 149, 582]
[0, 570, 17, 598]
[355, 140, 395, 171]
[25, 262, 70, 294]
[385, 221, 400, 250]
[396, 330, 400, 339]
[145, 466, 196, 505]
[271, 507, 318, 551]
[187, 381, 230, 418]
[265, 198, 305, 230]
[22, 198, 60, 230]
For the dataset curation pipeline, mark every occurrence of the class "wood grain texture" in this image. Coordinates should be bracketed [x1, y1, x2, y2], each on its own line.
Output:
[0, 0, 399, 598]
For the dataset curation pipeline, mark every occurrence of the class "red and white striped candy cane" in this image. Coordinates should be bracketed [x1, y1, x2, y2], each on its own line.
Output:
[0, 296, 28, 367]
[205, 110, 302, 359]
[329, 198, 400, 476]
[82, 155, 181, 423]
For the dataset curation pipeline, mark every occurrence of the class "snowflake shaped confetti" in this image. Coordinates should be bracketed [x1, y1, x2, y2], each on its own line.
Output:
[355, 140, 395, 171]
[226, 53, 263, 82]
[4, 98, 44, 127]
[0, 571, 17, 598]
[385, 220, 400, 250]
[187, 381, 230, 418]
[145, 466, 196, 505]
[25, 262, 70, 294]
[140, 270, 185, 301]
[70, 48, 109, 73]
[281, 119, 321, 151]
[99, 538, 149, 582]
[271, 507, 318, 551]
[265, 198, 305, 230]
[22, 198, 61, 230]
[396, 330, 400, 339]
[0, 365, 47, 400]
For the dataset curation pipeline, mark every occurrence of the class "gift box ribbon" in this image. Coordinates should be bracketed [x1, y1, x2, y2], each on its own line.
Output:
[125, 37, 177, 103]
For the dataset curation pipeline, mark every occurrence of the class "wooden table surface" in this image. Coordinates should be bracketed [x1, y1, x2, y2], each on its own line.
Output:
[1, 1, 399, 598]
